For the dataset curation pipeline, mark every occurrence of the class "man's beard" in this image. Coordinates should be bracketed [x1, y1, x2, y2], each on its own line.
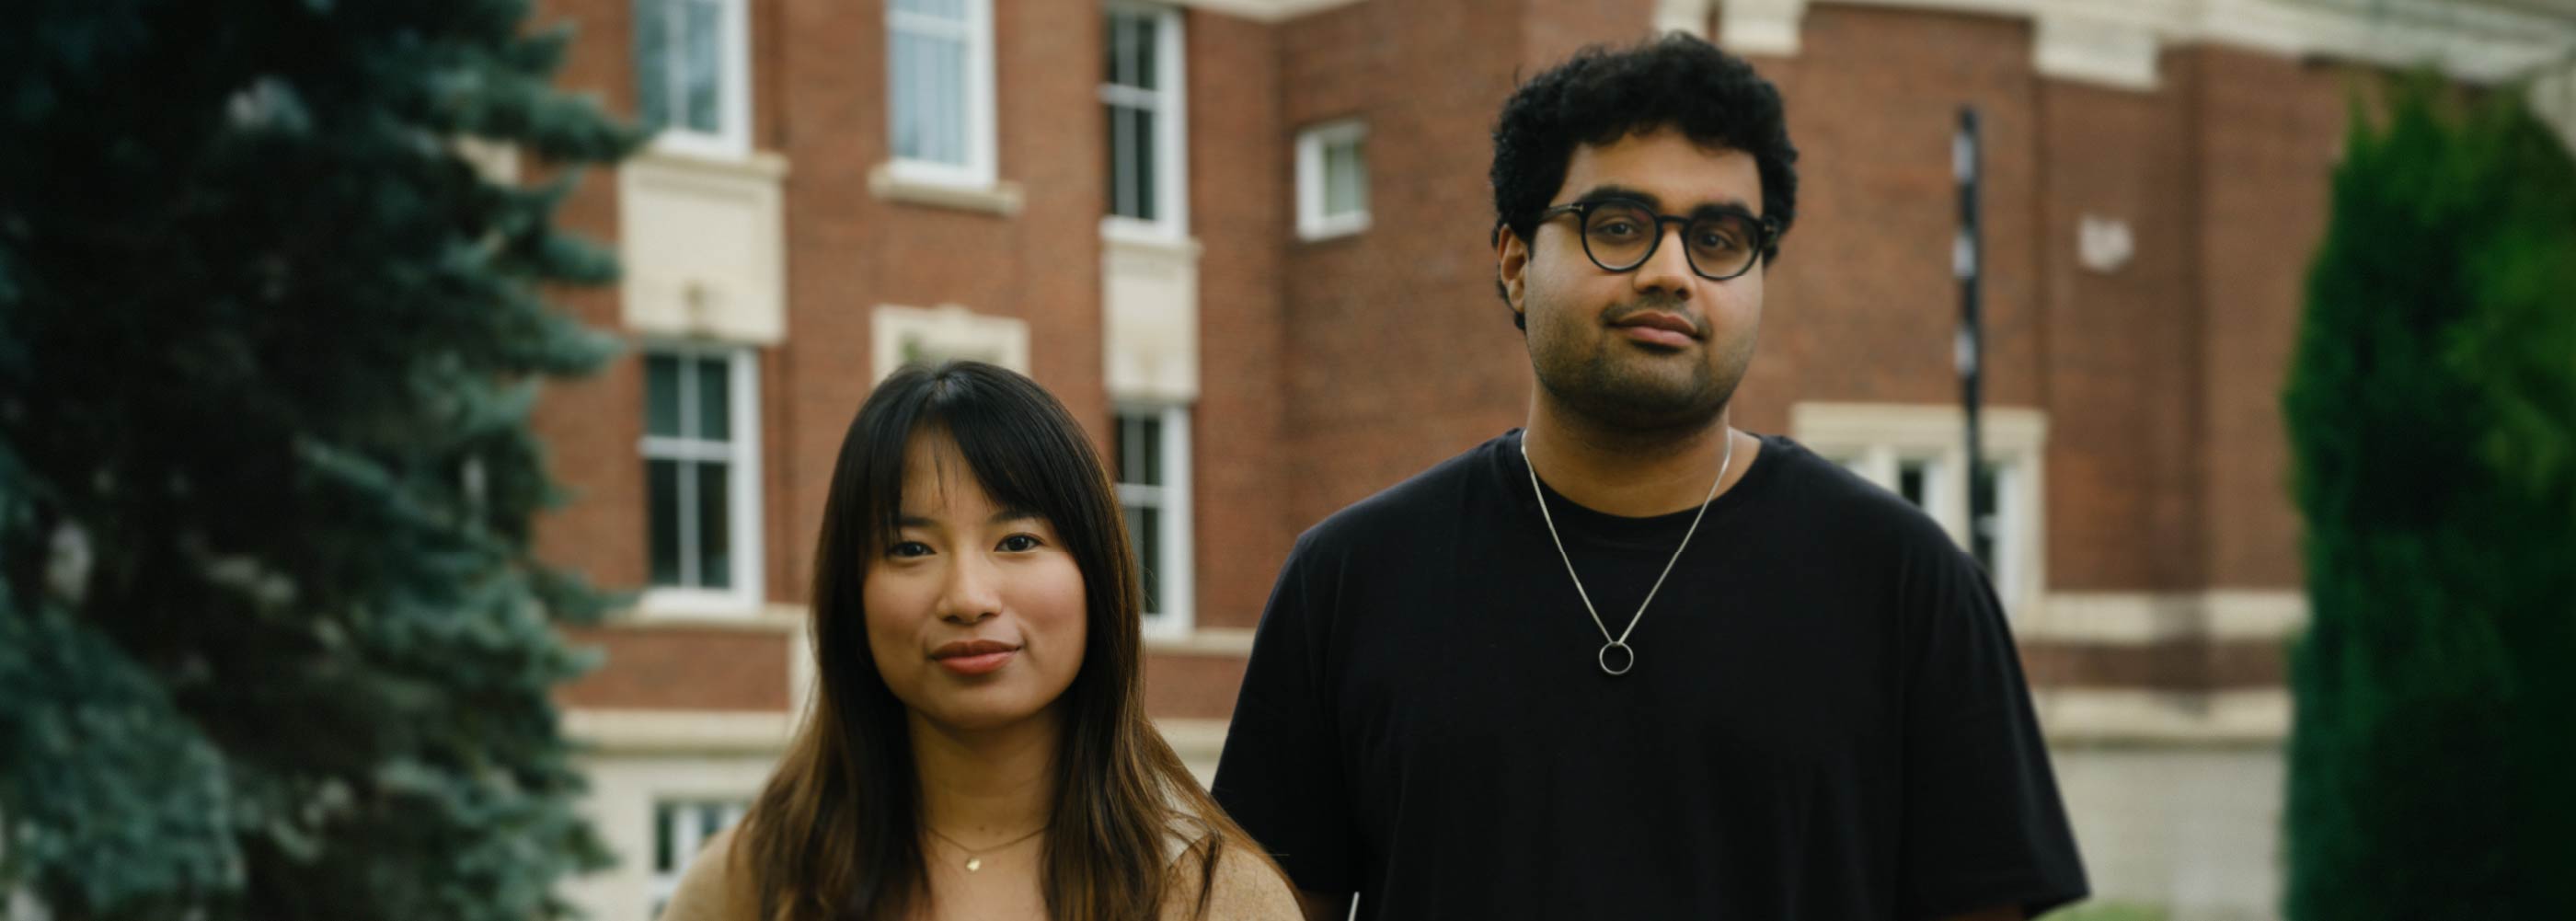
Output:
[1528, 298, 1752, 435]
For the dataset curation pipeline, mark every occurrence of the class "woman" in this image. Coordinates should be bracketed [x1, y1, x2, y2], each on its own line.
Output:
[662, 362, 1300, 921]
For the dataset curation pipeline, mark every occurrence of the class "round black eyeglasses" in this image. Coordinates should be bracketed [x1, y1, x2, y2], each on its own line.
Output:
[1535, 200, 1777, 282]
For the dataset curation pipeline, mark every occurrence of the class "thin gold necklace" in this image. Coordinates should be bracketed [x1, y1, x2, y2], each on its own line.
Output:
[924, 824, 1047, 873]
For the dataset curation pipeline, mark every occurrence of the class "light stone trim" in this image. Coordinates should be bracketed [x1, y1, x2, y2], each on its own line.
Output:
[1156, 718, 1232, 787]
[2021, 591, 2307, 643]
[565, 708, 800, 755]
[1168, 0, 1365, 22]
[1103, 228, 1204, 404]
[1656, 0, 1717, 38]
[2035, 687, 2291, 744]
[618, 150, 790, 345]
[2034, 8, 2163, 89]
[1720, 0, 1811, 56]
[1720, 0, 2576, 89]
[867, 161, 1025, 215]
[1145, 627, 1258, 656]
[604, 604, 807, 633]
[869, 303, 1032, 385]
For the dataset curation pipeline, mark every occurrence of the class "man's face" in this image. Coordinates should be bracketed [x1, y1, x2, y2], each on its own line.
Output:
[1499, 127, 1765, 433]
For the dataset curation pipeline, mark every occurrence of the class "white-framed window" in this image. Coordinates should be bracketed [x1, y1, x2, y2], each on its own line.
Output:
[1115, 406, 1192, 637]
[1798, 404, 2046, 615]
[887, 0, 997, 188]
[641, 345, 765, 616]
[632, 0, 751, 157]
[647, 799, 747, 919]
[1295, 120, 1370, 240]
[1100, 3, 1188, 238]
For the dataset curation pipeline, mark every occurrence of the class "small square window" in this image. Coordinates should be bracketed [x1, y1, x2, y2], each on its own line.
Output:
[1296, 121, 1370, 240]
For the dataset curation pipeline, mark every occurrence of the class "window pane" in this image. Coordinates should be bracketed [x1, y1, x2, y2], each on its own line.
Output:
[1107, 106, 1136, 219]
[682, 0, 722, 133]
[1140, 415, 1163, 486]
[695, 357, 730, 442]
[1897, 459, 1929, 508]
[646, 354, 681, 437]
[1117, 414, 1163, 487]
[1129, 505, 1161, 615]
[697, 462, 730, 590]
[893, 0, 963, 17]
[633, 0, 672, 131]
[1130, 108, 1156, 220]
[1116, 414, 1140, 485]
[891, 31, 968, 165]
[653, 801, 677, 872]
[1971, 464, 2000, 570]
[649, 460, 682, 585]
[1132, 15, 1157, 89]
[1325, 139, 1365, 217]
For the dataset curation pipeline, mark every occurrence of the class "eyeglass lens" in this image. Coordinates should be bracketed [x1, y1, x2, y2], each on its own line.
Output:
[1581, 201, 1759, 278]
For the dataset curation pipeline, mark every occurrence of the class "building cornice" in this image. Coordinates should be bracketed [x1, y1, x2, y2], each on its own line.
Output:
[1170, 0, 1367, 24]
[1716, 0, 2576, 89]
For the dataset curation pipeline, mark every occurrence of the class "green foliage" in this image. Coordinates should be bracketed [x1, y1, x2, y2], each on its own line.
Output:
[0, 1, 644, 917]
[2281, 75, 2576, 920]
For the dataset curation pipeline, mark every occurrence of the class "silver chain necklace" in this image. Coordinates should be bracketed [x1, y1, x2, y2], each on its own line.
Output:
[1521, 432, 1735, 676]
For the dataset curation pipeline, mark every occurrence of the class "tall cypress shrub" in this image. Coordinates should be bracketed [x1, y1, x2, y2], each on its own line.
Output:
[2281, 78, 2576, 920]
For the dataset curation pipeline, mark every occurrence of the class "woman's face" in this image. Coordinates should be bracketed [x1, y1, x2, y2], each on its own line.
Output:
[863, 431, 1088, 734]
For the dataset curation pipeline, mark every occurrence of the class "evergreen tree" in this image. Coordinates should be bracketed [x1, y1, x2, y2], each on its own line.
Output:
[2282, 78, 2576, 919]
[0, 1, 642, 917]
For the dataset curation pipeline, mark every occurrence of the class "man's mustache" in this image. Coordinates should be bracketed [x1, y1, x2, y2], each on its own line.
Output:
[1602, 297, 1708, 339]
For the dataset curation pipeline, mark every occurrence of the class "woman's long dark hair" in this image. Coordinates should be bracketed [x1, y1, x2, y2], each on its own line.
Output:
[730, 361, 1263, 921]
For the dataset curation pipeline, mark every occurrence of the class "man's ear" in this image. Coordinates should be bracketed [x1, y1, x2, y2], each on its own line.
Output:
[1494, 224, 1530, 327]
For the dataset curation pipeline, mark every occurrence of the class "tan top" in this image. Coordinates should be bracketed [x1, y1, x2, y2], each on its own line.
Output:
[661, 826, 1304, 921]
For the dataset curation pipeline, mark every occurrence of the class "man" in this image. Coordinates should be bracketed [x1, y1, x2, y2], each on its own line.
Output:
[1212, 34, 2087, 921]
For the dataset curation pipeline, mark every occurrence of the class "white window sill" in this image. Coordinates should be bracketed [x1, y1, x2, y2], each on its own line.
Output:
[1101, 215, 1200, 248]
[635, 586, 770, 621]
[1297, 213, 1370, 242]
[1142, 627, 1254, 656]
[1101, 219, 1203, 257]
[633, 144, 791, 181]
[869, 162, 1022, 215]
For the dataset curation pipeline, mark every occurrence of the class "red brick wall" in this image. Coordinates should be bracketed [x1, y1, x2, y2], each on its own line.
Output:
[1736, 6, 2046, 442]
[2034, 72, 2206, 592]
[557, 627, 794, 711]
[529, 0, 645, 592]
[1188, 11, 1294, 630]
[2185, 48, 2349, 590]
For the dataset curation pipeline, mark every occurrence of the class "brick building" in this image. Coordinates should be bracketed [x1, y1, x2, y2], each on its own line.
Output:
[513, 1, 2576, 917]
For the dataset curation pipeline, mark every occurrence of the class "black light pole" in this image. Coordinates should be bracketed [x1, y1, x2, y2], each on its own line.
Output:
[1955, 107, 1991, 571]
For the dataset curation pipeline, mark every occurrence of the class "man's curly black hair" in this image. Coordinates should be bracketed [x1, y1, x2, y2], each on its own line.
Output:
[1489, 33, 1800, 312]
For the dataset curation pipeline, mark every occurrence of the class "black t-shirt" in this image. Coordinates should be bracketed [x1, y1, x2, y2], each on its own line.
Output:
[1212, 431, 2087, 920]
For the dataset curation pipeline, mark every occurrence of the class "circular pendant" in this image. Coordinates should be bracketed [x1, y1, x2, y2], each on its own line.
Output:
[964, 857, 983, 872]
[1598, 640, 1635, 675]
